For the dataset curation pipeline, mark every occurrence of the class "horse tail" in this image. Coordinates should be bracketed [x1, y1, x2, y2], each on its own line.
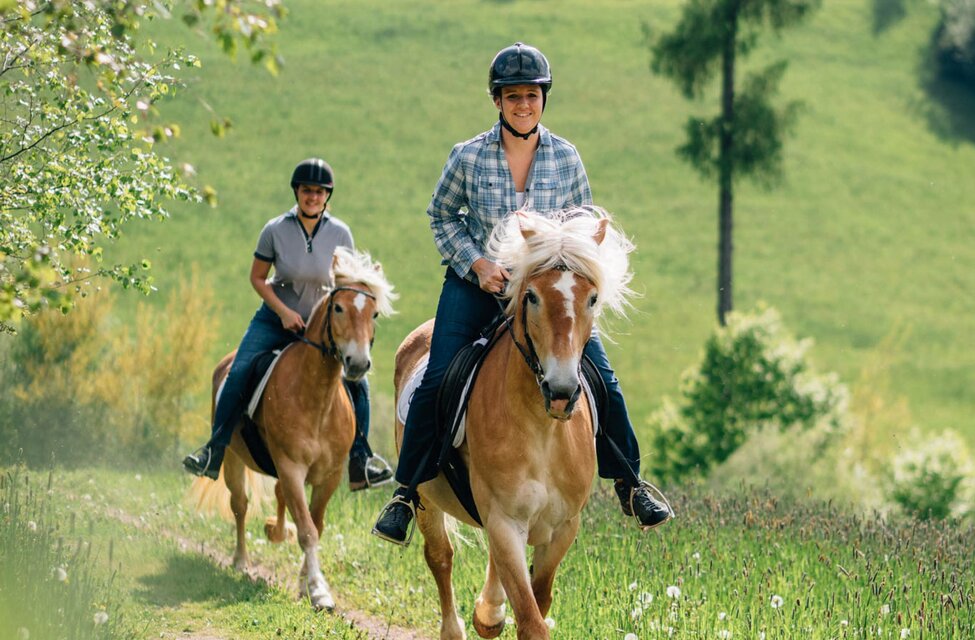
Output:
[186, 465, 274, 522]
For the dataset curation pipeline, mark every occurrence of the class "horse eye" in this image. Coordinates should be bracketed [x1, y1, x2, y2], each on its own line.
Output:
[526, 290, 539, 305]
[335, 304, 344, 313]
[589, 294, 598, 308]
[372, 311, 379, 319]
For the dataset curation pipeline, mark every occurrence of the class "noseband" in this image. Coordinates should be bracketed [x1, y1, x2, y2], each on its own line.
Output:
[293, 286, 376, 362]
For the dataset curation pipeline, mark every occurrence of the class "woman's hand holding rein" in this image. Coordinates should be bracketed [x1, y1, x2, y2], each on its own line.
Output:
[472, 258, 510, 295]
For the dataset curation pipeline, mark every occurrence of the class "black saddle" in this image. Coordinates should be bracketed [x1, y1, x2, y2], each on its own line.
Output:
[431, 316, 607, 526]
[238, 350, 281, 477]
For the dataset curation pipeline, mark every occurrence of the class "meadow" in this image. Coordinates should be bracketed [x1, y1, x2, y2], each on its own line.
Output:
[107, 0, 975, 453]
[3, 466, 973, 639]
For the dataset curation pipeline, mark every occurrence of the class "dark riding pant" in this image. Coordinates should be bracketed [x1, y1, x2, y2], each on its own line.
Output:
[394, 268, 641, 486]
[207, 303, 372, 459]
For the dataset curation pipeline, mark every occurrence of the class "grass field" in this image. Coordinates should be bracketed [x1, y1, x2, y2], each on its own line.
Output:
[106, 0, 975, 453]
[4, 466, 973, 639]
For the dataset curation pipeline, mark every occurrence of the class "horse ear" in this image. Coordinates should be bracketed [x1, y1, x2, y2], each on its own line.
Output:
[517, 211, 536, 240]
[593, 218, 609, 246]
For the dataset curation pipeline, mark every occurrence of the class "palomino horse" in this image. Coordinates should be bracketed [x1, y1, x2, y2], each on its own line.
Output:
[395, 208, 634, 640]
[193, 247, 395, 611]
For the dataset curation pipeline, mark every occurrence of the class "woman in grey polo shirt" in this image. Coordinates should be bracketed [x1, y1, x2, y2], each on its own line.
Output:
[182, 158, 392, 490]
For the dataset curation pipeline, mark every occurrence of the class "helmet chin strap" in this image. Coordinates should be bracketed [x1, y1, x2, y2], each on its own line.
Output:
[499, 113, 537, 140]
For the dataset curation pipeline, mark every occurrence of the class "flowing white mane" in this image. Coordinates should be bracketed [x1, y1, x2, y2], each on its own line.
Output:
[330, 246, 397, 317]
[486, 206, 635, 318]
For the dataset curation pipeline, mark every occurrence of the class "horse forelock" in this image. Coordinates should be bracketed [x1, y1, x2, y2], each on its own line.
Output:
[330, 247, 397, 317]
[487, 207, 635, 322]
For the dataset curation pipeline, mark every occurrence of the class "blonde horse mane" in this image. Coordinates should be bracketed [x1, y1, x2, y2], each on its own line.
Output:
[486, 206, 635, 321]
[329, 246, 397, 317]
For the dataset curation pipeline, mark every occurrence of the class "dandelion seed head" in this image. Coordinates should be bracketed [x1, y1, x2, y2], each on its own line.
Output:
[900, 630, 910, 639]
[718, 631, 732, 639]
[624, 634, 639, 640]
[840, 620, 849, 627]
[93, 611, 108, 625]
[630, 606, 643, 620]
[27, 521, 37, 531]
[629, 580, 638, 591]
[505, 617, 514, 626]
[666, 585, 681, 599]
[692, 552, 701, 560]
[881, 604, 890, 615]
[770, 595, 784, 609]
[54, 567, 68, 582]
[544, 617, 555, 630]
[718, 611, 727, 621]
[17, 628, 29, 640]
[639, 592, 653, 605]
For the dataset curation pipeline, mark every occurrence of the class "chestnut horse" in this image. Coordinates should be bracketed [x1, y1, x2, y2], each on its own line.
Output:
[192, 247, 395, 611]
[395, 208, 635, 639]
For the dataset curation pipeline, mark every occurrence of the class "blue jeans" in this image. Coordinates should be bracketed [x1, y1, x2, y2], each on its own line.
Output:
[394, 268, 641, 485]
[207, 303, 372, 460]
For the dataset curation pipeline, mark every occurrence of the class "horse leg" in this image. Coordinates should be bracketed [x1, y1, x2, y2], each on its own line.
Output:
[529, 516, 580, 618]
[486, 516, 548, 640]
[264, 481, 289, 543]
[473, 554, 507, 639]
[297, 472, 342, 599]
[418, 504, 465, 640]
[277, 467, 335, 611]
[223, 450, 249, 570]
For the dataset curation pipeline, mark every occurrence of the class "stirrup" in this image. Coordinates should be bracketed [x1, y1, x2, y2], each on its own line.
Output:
[364, 454, 394, 488]
[371, 493, 420, 547]
[183, 446, 216, 477]
[631, 480, 675, 531]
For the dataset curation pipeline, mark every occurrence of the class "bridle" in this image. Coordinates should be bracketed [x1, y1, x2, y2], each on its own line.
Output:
[292, 286, 376, 362]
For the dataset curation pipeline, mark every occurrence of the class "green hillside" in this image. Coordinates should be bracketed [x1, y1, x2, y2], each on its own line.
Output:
[116, 0, 975, 449]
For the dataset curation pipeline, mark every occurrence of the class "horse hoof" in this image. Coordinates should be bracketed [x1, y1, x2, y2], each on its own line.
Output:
[310, 592, 335, 612]
[472, 613, 505, 639]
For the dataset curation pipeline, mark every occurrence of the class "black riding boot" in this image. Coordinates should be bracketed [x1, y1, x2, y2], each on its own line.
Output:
[182, 445, 225, 480]
[348, 455, 394, 492]
[372, 486, 422, 546]
[614, 479, 672, 529]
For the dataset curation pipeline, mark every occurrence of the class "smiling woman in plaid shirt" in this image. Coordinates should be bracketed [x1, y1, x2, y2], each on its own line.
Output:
[372, 43, 672, 546]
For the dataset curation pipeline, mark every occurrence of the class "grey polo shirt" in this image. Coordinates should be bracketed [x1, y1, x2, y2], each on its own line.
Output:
[254, 206, 354, 320]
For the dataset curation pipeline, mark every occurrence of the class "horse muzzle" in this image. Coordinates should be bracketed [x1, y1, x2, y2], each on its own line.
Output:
[541, 380, 582, 421]
[342, 355, 371, 381]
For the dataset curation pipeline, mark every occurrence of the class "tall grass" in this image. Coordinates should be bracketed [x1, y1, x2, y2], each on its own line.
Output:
[0, 467, 133, 640]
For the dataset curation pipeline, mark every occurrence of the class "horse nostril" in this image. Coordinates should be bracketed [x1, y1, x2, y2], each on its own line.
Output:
[541, 380, 551, 398]
[365, 360, 372, 371]
[344, 355, 352, 366]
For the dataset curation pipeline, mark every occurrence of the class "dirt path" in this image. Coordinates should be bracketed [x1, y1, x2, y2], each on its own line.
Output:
[98, 504, 432, 640]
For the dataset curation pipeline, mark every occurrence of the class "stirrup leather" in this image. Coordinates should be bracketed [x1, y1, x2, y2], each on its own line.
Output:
[631, 480, 675, 531]
[371, 494, 421, 547]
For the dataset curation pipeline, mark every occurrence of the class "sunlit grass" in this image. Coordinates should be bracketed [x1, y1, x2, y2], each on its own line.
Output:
[47, 468, 975, 639]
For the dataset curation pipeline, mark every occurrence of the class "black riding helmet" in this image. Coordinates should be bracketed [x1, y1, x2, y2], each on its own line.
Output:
[488, 42, 552, 140]
[290, 158, 334, 215]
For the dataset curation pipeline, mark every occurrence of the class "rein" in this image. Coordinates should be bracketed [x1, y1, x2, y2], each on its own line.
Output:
[493, 263, 573, 386]
[292, 286, 376, 362]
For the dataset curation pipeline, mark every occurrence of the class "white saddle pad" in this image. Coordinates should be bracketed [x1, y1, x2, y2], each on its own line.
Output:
[214, 346, 291, 421]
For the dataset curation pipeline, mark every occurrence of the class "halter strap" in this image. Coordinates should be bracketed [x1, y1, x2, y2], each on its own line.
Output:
[293, 286, 376, 362]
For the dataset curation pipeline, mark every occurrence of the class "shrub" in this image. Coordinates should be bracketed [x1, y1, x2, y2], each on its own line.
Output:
[886, 428, 974, 521]
[0, 275, 215, 468]
[936, 0, 975, 85]
[648, 307, 849, 481]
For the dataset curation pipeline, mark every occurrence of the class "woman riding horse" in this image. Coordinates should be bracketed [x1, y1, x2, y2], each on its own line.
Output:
[373, 42, 672, 545]
[183, 158, 392, 491]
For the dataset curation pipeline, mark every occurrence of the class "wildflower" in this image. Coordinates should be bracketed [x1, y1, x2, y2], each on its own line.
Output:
[27, 521, 37, 531]
[718, 631, 732, 639]
[718, 611, 727, 621]
[666, 585, 681, 599]
[629, 580, 638, 591]
[93, 611, 109, 625]
[759, 633, 766, 640]
[881, 604, 890, 615]
[639, 592, 653, 605]
[544, 617, 555, 630]
[630, 606, 643, 620]
[692, 552, 701, 560]
[17, 628, 29, 640]
[624, 634, 639, 640]
[505, 617, 514, 626]
[840, 620, 849, 627]
[54, 567, 68, 582]
[770, 595, 784, 609]
[901, 630, 910, 639]
[135, 474, 142, 481]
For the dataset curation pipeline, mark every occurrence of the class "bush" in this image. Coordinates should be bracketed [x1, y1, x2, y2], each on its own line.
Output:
[936, 0, 975, 85]
[886, 428, 974, 521]
[0, 275, 215, 468]
[648, 307, 849, 481]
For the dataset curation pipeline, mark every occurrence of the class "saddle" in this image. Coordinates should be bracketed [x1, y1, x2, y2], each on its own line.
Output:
[428, 316, 607, 526]
[228, 348, 359, 479]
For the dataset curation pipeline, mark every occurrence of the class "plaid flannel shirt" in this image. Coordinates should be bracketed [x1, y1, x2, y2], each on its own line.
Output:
[427, 121, 592, 283]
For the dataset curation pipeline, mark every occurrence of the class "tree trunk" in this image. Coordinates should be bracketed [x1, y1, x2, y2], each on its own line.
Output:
[717, 3, 738, 326]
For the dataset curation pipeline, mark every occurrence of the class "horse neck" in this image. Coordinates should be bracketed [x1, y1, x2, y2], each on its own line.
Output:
[294, 305, 344, 394]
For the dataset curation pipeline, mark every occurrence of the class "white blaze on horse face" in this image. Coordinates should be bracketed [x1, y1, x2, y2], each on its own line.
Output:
[552, 271, 577, 322]
[353, 292, 367, 312]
